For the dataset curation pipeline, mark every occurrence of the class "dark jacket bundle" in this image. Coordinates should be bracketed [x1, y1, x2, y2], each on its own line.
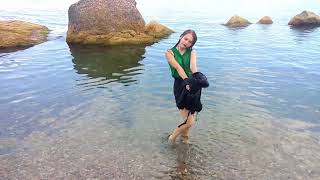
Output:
[177, 72, 209, 114]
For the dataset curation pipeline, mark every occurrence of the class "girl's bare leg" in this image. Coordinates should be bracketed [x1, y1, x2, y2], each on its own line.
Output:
[169, 111, 195, 144]
[180, 109, 190, 143]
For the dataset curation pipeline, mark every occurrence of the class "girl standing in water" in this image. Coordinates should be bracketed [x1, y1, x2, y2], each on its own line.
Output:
[165, 29, 198, 144]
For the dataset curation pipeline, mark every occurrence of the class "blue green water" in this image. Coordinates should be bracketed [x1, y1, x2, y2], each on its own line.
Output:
[0, 1, 320, 179]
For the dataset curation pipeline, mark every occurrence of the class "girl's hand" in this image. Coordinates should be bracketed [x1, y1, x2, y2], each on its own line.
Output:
[183, 78, 191, 91]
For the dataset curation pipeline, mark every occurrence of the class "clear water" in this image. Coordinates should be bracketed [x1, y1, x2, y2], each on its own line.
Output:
[1, 1, 320, 179]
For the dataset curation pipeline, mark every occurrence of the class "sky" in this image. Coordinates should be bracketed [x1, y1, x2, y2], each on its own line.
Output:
[136, 0, 318, 16]
[0, 0, 318, 17]
[1, 0, 78, 10]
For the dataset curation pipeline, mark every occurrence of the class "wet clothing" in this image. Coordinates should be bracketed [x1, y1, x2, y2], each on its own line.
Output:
[167, 46, 209, 113]
[169, 47, 193, 78]
[173, 77, 185, 108]
[167, 46, 209, 127]
[174, 72, 209, 114]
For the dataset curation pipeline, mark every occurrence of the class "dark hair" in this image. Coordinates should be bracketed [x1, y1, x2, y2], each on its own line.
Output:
[174, 29, 197, 50]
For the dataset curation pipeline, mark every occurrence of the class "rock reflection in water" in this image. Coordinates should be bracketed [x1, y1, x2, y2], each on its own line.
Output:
[289, 25, 320, 42]
[69, 44, 146, 87]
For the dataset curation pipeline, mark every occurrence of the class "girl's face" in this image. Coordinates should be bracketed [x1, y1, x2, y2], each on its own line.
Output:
[179, 33, 194, 49]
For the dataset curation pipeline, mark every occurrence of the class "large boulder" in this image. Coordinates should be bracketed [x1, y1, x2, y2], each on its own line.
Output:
[0, 20, 49, 49]
[257, 16, 273, 24]
[288, 11, 320, 27]
[224, 15, 251, 27]
[67, 0, 173, 45]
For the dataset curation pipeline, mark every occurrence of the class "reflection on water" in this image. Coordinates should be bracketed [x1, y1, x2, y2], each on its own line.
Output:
[169, 144, 196, 180]
[0, 46, 31, 54]
[290, 25, 320, 42]
[290, 25, 320, 32]
[70, 44, 146, 86]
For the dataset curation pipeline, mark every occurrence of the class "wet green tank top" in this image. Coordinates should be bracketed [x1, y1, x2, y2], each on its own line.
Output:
[169, 47, 193, 78]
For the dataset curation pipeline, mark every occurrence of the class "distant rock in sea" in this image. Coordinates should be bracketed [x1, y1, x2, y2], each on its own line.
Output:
[0, 20, 49, 49]
[257, 16, 273, 24]
[67, 0, 173, 46]
[288, 11, 320, 27]
[224, 15, 252, 28]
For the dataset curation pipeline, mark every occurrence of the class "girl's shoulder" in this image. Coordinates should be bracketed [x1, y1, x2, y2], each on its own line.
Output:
[166, 48, 174, 55]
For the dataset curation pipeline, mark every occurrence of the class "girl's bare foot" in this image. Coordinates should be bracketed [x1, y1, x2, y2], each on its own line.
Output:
[168, 134, 176, 144]
[181, 135, 189, 144]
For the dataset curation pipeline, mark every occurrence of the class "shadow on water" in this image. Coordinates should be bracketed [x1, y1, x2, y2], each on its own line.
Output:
[289, 24, 320, 32]
[256, 24, 273, 30]
[223, 25, 250, 31]
[69, 44, 146, 87]
[0, 45, 31, 54]
[289, 25, 320, 42]
[169, 144, 195, 180]
[165, 143, 214, 180]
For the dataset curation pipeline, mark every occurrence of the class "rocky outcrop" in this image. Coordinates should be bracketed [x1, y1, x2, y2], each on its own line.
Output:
[144, 21, 173, 38]
[288, 11, 320, 27]
[67, 0, 173, 45]
[0, 20, 49, 49]
[224, 15, 251, 27]
[257, 16, 273, 24]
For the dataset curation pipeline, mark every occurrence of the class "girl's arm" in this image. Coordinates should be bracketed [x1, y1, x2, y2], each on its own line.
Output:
[165, 50, 188, 79]
[190, 49, 198, 73]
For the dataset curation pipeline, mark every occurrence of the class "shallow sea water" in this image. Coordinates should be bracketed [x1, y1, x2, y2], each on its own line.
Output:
[1, 1, 320, 179]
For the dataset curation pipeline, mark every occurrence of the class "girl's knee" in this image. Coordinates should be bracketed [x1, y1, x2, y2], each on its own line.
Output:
[186, 123, 193, 129]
